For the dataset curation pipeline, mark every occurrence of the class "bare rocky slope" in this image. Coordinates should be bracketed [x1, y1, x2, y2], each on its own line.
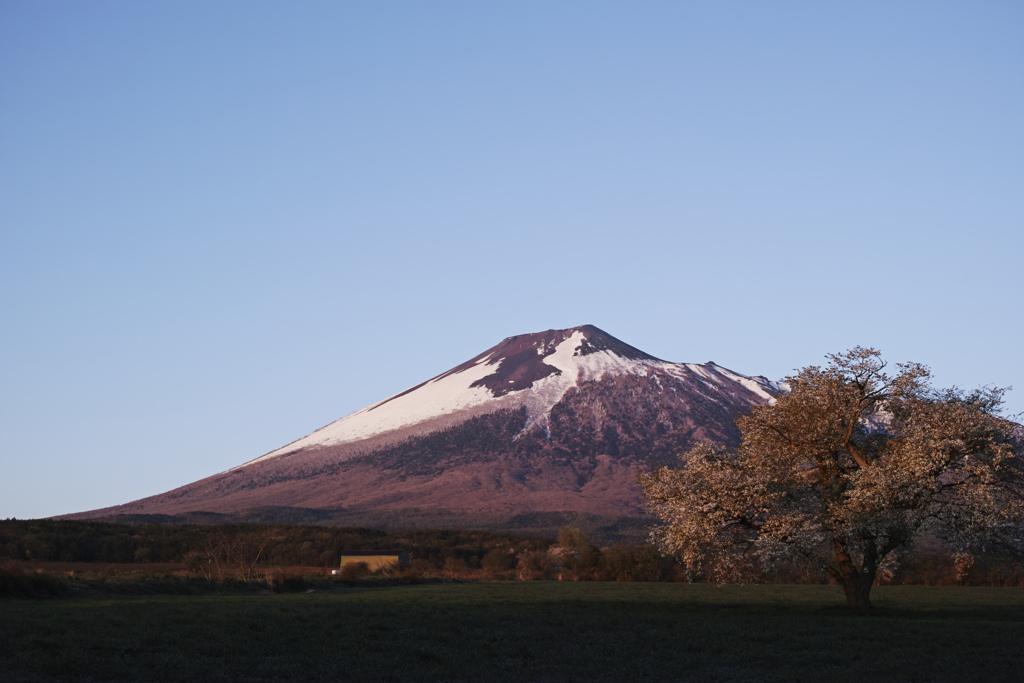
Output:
[65, 325, 782, 540]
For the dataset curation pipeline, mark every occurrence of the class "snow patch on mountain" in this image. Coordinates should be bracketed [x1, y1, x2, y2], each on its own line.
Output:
[248, 354, 502, 464]
[706, 364, 777, 402]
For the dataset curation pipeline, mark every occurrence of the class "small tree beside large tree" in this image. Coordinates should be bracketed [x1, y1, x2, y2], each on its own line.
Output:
[639, 347, 1024, 608]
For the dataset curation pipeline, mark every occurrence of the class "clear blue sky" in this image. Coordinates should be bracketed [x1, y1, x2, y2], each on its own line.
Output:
[2, 1, 1021, 519]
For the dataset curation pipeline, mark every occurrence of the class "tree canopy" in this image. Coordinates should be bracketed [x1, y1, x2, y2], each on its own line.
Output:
[639, 347, 1024, 608]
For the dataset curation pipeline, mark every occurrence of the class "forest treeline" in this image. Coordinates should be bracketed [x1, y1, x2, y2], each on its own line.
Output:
[0, 519, 549, 568]
[2, 519, 1021, 586]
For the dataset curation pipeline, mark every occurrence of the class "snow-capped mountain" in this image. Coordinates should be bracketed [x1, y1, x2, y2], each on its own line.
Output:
[247, 325, 779, 467]
[65, 326, 783, 538]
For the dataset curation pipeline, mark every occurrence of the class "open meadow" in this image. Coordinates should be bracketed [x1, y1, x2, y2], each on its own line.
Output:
[2, 582, 1023, 682]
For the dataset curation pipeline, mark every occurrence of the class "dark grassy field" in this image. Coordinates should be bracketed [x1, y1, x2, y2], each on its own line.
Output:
[2, 583, 1022, 682]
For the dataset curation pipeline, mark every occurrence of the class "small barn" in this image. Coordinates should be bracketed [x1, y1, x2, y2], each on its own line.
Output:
[340, 550, 411, 572]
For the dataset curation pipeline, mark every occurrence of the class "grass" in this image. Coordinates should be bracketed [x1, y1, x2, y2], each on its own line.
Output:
[2, 583, 1022, 682]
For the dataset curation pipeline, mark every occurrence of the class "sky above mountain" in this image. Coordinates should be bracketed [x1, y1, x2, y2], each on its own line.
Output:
[2, 2, 1022, 519]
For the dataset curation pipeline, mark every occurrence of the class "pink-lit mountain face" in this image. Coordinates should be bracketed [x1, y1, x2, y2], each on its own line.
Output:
[67, 326, 783, 537]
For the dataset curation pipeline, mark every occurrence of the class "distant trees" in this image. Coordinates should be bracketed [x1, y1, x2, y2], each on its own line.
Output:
[640, 348, 1024, 608]
[0, 521, 551, 571]
[183, 528, 275, 583]
[482, 548, 516, 577]
[515, 550, 554, 580]
[555, 528, 603, 581]
[600, 544, 669, 582]
[556, 527, 592, 554]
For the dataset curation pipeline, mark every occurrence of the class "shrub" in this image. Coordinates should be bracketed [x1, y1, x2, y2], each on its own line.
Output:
[338, 561, 371, 581]
[0, 563, 70, 598]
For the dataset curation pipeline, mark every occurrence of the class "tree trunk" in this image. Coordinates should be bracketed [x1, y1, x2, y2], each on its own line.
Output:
[840, 572, 875, 609]
[832, 538, 876, 609]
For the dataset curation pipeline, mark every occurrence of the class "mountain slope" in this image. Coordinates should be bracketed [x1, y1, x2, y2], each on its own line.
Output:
[65, 325, 782, 536]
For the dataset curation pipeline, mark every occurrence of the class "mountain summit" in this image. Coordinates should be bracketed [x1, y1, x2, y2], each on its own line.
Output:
[67, 326, 782, 538]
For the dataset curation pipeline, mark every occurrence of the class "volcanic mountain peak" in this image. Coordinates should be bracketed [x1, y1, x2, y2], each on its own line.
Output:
[244, 325, 779, 468]
[66, 325, 786, 535]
